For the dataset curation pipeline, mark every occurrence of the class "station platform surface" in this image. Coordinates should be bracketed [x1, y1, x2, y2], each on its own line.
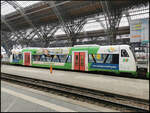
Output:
[2, 81, 116, 112]
[1, 64, 149, 100]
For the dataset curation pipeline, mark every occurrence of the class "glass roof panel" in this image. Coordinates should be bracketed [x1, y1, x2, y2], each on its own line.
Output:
[16, 1, 41, 8]
[1, 1, 16, 16]
[1, 1, 42, 16]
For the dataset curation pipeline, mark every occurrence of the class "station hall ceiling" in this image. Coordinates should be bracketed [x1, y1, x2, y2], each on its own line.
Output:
[1, 0, 149, 31]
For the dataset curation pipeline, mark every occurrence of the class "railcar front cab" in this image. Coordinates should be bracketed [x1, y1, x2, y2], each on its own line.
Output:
[119, 45, 137, 76]
[92, 45, 137, 76]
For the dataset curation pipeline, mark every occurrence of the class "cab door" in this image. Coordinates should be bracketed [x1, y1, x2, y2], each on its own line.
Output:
[24, 52, 31, 66]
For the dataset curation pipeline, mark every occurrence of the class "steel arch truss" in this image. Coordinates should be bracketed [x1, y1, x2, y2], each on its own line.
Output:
[6, 1, 42, 39]
[100, 0, 123, 44]
[38, 24, 60, 47]
[47, 1, 87, 47]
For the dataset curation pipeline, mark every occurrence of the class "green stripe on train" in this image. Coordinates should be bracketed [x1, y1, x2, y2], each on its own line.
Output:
[31, 63, 72, 70]
[22, 49, 37, 55]
[10, 60, 23, 65]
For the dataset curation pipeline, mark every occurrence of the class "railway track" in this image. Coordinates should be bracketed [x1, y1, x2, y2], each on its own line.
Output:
[1, 72, 149, 112]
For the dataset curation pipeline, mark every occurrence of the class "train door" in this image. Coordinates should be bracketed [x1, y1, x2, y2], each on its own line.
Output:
[74, 52, 86, 71]
[80, 52, 85, 71]
[74, 52, 80, 70]
[24, 52, 31, 66]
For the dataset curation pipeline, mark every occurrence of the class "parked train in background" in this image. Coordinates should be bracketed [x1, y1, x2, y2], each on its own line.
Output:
[9, 45, 149, 78]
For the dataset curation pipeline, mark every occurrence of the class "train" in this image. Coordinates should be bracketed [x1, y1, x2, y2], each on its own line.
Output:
[9, 44, 149, 78]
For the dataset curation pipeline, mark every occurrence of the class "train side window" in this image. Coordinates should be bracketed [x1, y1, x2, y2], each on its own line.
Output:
[105, 54, 113, 64]
[121, 49, 129, 57]
[14, 54, 20, 60]
[104, 54, 119, 64]
[59, 55, 67, 63]
[88, 54, 96, 63]
[19, 54, 22, 59]
[112, 54, 119, 64]
[95, 54, 107, 63]
[32, 55, 35, 61]
[51, 55, 54, 62]
[52, 55, 59, 62]
[32, 55, 36, 61]
[32, 55, 41, 61]
[46, 55, 52, 62]
[66, 55, 72, 63]
[57, 55, 61, 62]
[41, 54, 47, 62]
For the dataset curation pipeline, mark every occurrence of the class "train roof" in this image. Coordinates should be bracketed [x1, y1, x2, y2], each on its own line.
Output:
[97, 45, 130, 54]
[74, 44, 100, 47]
[20, 44, 130, 50]
[11, 45, 130, 55]
[74, 44, 129, 47]
[22, 47, 72, 50]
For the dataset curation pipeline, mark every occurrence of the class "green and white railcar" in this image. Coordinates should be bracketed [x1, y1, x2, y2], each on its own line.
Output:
[10, 45, 144, 77]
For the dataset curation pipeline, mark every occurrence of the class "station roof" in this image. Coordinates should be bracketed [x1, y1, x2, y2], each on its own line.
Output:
[1, 0, 149, 31]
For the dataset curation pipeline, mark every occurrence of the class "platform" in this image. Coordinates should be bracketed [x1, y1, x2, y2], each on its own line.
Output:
[2, 81, 117, 112]
[1, 64, 149, 100]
